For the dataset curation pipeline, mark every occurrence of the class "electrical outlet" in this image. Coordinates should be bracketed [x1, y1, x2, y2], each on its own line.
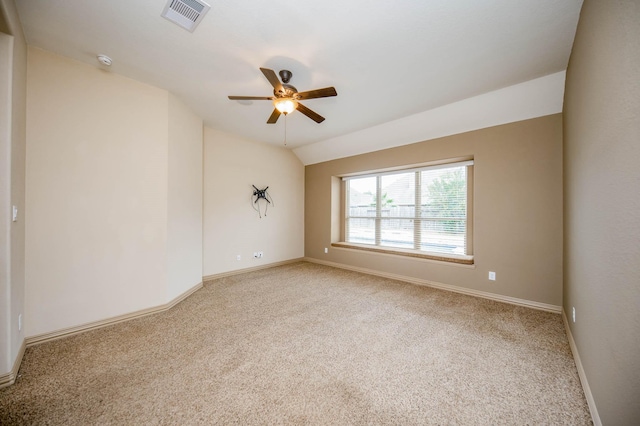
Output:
[324, 247, 328, 254]
[253, 252, 258, 258]
[572, 307, 576, 323]
[236, 255, 241, 261]
[488, 271, 496, 281]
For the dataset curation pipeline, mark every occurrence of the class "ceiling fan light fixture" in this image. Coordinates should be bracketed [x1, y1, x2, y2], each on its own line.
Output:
[274, 98, 297, 115]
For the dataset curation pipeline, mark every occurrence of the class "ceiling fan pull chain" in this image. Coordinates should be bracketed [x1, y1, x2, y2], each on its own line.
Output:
[284, 114, 287, 146]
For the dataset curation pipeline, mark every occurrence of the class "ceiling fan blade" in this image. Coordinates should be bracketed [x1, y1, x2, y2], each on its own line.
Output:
[296, 102, 325, 123]
[267, 108, 281, 124]
[228, 96, 273, 100]
[296, 87, 337, 100]
[260, 68, 284, 94]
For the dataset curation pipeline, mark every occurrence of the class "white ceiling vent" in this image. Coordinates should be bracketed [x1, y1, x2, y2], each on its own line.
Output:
[161, 0, 211, 32]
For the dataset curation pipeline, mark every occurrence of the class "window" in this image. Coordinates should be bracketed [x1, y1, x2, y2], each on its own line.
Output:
[342, 160, 473, 262]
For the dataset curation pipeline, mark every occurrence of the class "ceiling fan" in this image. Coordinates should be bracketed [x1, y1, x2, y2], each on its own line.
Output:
[228, 68, 337, 124]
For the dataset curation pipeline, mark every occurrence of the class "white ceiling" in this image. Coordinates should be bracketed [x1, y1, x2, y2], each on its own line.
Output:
[15, 0, 583, 151]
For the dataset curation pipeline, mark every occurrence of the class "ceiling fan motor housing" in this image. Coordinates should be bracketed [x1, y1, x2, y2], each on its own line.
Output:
[276, 84, 298, 98]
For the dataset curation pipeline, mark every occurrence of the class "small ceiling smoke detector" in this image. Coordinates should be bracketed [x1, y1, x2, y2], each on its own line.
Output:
[161, 0, 211, 32]
[97, 54, 112, 66]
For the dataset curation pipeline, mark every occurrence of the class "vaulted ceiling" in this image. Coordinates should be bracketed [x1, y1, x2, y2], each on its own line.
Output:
[15, 0, 582, 153]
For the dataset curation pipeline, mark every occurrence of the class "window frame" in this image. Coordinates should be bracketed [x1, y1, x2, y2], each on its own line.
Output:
[336, 159, 474, 265]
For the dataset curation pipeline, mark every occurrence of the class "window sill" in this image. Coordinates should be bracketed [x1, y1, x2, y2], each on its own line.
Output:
[331, 242, 474, 265]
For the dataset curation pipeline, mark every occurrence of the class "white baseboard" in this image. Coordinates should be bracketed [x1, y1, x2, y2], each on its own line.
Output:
[25, 258, 305, 348]
[26, 282, 203, 347]
[0, 339, 26, 389]
[203, 258, 305, 282]
[12, 257, 562, 388]
[22, 258, 305, 362]
[303, 257, 562, 313]
[562, 309, 601, 426]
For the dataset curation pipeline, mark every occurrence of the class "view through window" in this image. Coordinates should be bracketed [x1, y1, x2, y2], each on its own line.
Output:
[345, 161, 472, 256]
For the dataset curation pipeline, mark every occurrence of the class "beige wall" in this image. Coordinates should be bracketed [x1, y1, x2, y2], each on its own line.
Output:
[25, 47, 204, 337]
[306, 114, 563, 306]
[167, 94, 203, 300]
[563, 1, 640, 424]
[0, 0, 26, 382]
[203, 128, 304, 276]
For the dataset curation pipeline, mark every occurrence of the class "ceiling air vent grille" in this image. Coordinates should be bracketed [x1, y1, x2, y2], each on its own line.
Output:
[161, 0, 211, 32]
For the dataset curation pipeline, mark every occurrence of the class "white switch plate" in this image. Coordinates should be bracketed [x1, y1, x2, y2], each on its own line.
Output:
[488, 271, 496, 281]
[236, 255, 241, 261]
[12, 205, 18, 222]
[324, 247, 328, 254]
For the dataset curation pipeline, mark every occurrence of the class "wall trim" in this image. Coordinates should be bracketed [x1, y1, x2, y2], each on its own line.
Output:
[303, 257, 562, 313]
[26, 282, 203, 347]
[22, 258, 304, 366]
[562, 309, 601, 426]
[203, 258, 305, 282]
[0, 339, 26, 389]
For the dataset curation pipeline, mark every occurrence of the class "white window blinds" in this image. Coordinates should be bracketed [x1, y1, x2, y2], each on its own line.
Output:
[345, 160, 472, 256]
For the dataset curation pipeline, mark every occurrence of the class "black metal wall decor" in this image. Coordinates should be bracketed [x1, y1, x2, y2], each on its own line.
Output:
[252, 185, 273, 218]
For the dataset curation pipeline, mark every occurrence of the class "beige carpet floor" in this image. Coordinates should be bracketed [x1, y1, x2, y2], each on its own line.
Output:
[1, 262, 591, 425]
